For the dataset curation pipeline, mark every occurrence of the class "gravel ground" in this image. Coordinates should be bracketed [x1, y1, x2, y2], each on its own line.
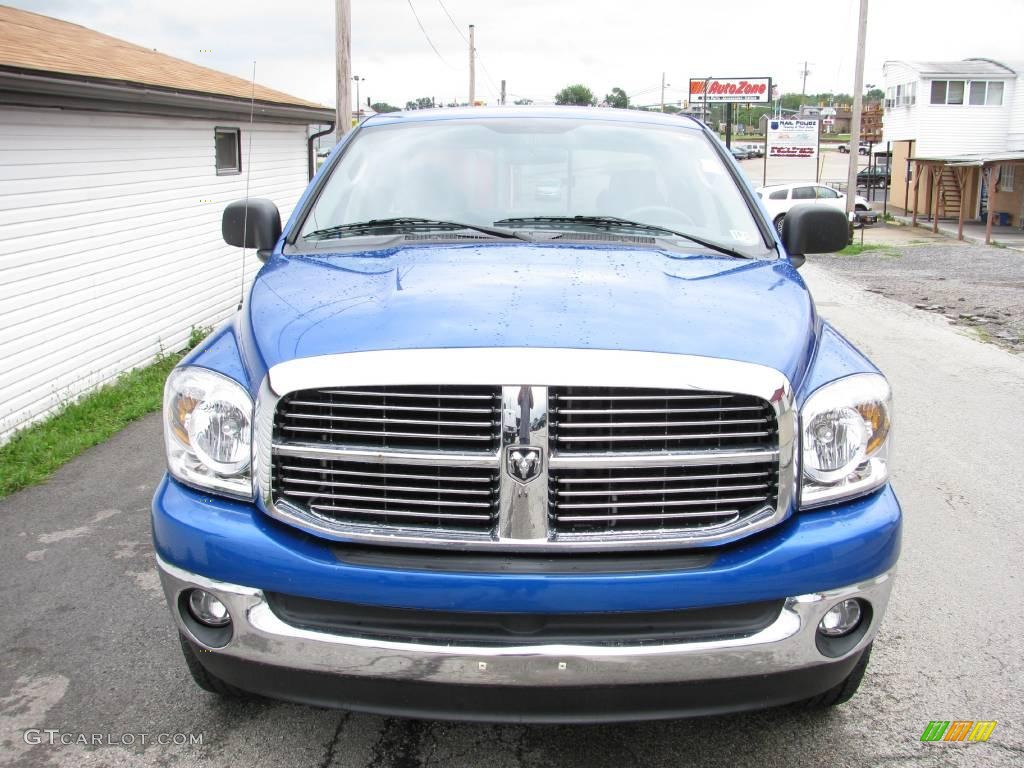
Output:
[814, 233, 1024, 353]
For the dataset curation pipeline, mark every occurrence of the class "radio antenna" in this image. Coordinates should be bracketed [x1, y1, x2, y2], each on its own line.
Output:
[238, 60, 256, 311]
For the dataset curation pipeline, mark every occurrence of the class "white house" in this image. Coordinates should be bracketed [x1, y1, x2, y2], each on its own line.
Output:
[0, 6, 333, 442]
[881, 58, 1024, 235]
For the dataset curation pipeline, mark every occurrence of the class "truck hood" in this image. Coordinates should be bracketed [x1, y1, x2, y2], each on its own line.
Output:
[246, 243, 817, 383]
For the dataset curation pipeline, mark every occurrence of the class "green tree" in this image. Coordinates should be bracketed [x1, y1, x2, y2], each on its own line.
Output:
[371, 102, 400, 113]
[404, 96, 434, 110]
[865, 87, 884, 103]
[604, 87, 629, 109]
[555, 84, 596, 106]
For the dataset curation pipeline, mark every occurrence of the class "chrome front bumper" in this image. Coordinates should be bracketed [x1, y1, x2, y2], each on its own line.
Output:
[158, 555, 894, 688]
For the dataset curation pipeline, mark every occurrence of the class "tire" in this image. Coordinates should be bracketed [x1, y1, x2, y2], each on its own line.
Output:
[774, 215, 786, 237]
[804, 643, 872, 707]
[177, 633, 250, 698]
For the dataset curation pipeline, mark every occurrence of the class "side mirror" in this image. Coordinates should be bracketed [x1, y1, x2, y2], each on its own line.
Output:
[222, 198, 282, 260]
[780, 204, 849, 263]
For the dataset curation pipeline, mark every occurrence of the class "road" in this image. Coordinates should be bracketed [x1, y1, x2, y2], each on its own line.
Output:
[1, 264, 1022, 767]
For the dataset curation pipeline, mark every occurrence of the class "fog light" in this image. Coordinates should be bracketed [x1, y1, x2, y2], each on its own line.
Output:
[818, 599, 863, 637]
[187, 589, 231, 627]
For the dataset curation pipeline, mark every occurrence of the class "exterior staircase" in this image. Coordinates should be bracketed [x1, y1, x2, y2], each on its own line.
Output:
[938, 167, 961, 219]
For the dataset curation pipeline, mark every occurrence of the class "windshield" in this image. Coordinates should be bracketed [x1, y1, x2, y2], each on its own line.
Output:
[299, 117, 768, 256]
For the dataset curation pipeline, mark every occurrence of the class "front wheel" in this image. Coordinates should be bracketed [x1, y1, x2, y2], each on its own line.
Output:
[804, 643, 873, 707]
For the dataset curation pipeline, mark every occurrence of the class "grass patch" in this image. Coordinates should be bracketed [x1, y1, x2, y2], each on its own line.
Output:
[0, 326, 211, 500]
[838, 243, 899, 257]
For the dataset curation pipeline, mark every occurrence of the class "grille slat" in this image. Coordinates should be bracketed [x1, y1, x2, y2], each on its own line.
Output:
[282, 477, 494, 495]
[281, 412, 497, 428]
[558, 511, 742, 523]
[275, 386, 502, 453]
[556, 431, 773, 443]
[321, 389, 497, 400]
[554, 394, 736, 402]
[558, 418, 770, 429]
[555, 407, 761, 415]
[284, 490, 495, 509]
[556, 470, 767, 484]
[309, 504, 494, 522]
[555, 495, 767, 510]
[285, 401, 496, 414]
[557, 483, 769, 497]
[282, 425, 498, 441]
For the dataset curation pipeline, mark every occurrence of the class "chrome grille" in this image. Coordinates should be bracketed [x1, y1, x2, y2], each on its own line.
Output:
[548, 387, 777, 453]
[275, 386, 502, 452]
[259, 350, 795, 552]
[549, 462, 778, 534]
[273, 456, 500, 531]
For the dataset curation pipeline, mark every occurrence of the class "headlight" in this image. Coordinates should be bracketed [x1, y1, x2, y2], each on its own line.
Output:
[163, 367, 253, 498]
[800, 374, 891, 509]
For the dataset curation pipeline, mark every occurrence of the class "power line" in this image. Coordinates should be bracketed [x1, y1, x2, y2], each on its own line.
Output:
[436, 0, 468, 43]
[406, 0, 455, 69]
[434, 0, 501, 98]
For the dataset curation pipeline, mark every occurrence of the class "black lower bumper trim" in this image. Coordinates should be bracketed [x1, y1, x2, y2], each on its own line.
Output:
[264, 592, 784, 647]
[188, 642, 864, 723]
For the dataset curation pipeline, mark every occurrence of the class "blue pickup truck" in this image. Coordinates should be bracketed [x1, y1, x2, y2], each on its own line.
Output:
[153, 107, 899, 722]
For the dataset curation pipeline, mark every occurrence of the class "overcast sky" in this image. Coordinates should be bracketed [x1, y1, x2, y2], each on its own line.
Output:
[12, 0, 1024, 109]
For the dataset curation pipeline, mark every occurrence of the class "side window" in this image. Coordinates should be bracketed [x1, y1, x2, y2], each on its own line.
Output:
[987, 81, 1004, 105]
[930, 80, 947, 104]
[769, 189, 788, 200]
[947, 81, 965, 105]
[969, 81, 987, 105]
[816, 186, 840, 199]
[792, 186, 815, 200]
[215, 128, 242, 175]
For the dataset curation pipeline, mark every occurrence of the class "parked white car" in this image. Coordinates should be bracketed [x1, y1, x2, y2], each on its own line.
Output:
[755, 183, 875, 235]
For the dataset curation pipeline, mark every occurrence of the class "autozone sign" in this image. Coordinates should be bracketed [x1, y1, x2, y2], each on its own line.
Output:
[689, 78, 771, 104]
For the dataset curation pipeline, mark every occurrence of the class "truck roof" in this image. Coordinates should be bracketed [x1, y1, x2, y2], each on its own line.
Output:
[363, 105, 706, 131]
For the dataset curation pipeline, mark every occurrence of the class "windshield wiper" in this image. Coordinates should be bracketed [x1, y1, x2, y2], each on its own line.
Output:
[304, 217, 531, 242]
[492, 215, 749, 260]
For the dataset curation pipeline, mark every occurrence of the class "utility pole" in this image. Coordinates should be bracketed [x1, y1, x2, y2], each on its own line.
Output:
[846, 0, 868, 220]
[799, 60, 811, 105]
[334, 0, 351, 140]
[500, 79, 506, 106]
[660, 72, 667, 112]
[352, 75, 365, 121]
[468, 24, 476, 106]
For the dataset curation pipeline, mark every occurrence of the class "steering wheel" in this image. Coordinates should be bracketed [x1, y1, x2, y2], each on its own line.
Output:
[622, 205, 696, 229]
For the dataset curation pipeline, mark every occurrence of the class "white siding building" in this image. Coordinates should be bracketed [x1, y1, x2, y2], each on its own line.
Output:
[881, 58, 1024, 228]
[0, 7, 332, 442]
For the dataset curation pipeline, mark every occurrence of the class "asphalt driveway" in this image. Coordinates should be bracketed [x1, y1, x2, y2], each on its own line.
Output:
[1, 263, 1022, 767]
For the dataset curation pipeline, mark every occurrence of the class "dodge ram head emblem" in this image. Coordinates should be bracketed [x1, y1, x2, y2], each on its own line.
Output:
[506, 446, 542, 483]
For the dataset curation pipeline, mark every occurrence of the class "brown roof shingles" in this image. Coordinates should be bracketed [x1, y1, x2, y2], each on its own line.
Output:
[0, 4, 326, 109]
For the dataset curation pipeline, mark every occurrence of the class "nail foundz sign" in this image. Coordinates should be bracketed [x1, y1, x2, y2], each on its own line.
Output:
[767, 119, 819, 159]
